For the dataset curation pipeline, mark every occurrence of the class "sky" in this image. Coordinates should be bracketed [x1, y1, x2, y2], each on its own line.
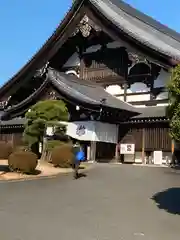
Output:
[0, 0, 180, 85]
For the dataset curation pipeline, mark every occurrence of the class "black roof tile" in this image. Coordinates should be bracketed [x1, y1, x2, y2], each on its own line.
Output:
[90, 0, 180, 60]
[134, 105, 167, 119]
[48, 68, 140, 114]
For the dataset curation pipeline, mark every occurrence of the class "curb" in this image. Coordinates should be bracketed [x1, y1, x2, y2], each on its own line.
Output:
[0, 174, 58, 183]
[0, 164, 94, 183]
[108, 162, 169, 168]
[132, 163, 168, 168]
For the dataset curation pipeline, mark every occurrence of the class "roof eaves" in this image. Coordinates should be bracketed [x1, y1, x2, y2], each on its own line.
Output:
[110, 0, 180, 43]
[89, 0, 180, 61]
[48, 68, 140, 115]
[0, 0, 84, 97]
[1, 79, 49, 119]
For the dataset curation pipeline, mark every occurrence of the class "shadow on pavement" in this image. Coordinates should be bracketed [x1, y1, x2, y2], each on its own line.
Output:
[77, 173, 87, 179]
[0, 165, 10, 173]
[152, 188, 180, 215]
[171, 165, 180, 170]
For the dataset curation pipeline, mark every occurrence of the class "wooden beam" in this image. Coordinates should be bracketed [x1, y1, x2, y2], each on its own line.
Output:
[130, 99, 168, 106]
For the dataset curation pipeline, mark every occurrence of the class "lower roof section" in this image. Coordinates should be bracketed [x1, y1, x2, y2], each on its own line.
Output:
[0, 69, 168, 124]
[133, 106, 167, 119]
[0, 106, 168, 128]
[0, 117, 25, 129]
[48, 68, 139, 114]
[1, 68, 140, 120]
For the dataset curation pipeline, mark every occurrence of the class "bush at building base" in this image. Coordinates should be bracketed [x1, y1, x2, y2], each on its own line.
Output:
[0, 141, 13, 159]
[8, 151, 38, 174]
[51, 144, 74, 168]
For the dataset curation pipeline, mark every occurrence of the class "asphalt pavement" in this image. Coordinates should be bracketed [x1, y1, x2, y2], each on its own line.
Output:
[0, 163, 180, 240]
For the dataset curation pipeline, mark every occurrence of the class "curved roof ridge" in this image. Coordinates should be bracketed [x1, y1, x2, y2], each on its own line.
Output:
[109, 0, 180, 42]
[2, 78, 49, 116]
[90, 0, 180, 60]
[0, 0, 83, 96]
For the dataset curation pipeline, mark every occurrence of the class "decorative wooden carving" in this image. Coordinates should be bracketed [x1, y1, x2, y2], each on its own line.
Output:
[128, 52, 149, 66]
[73, 15, 91, 38]
[126, 50, 162, 89]
[49, 91, 57, 100]
[34, 62, 49, 78]
[73, 15, 101, 38]
[80, 47, 129, 84]
[41, 87, 59, 101]
[0, 96, 11, 110]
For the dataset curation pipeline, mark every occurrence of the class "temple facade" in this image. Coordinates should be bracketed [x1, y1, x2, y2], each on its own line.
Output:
[1, 0, 179, 164]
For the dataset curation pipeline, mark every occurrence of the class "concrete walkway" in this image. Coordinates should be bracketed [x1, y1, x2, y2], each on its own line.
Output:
[0, 164, 180, 239]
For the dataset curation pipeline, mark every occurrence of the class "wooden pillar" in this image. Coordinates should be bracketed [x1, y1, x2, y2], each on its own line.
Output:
[90, 141, 96, 162]
[111, 143, 120, 163]
[115, 144, 119, 160]
[142, 128, 145, 164]
[114, 124, 120, 162]
[150, 84, 154, 101]
[123, 83, 128, 102]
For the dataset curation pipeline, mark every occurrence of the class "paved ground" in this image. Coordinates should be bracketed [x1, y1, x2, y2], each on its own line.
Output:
[0, 160, 74, 181]
[0, 164, 180, 240]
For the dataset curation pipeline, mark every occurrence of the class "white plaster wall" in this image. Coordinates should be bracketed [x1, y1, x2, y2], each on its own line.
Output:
[128, 82, 150, 93]
[154, 69, 170, 88]
[86, 44, 101, 53]
[63, 41, 124, 67]
[106, 41, 124, 49]
[106, 83, 151, 102]
[63, 52, 80, 67]
[116, 96, 125, 101]
[127, 83, 150, 102]
[156, 91, 168, 100]
[105, 85, 123, 95]
[127, 94, 150, 102]
[157, 103, 168, 106]
[134, 105, 146, 108]
[86, 41, 124, 53]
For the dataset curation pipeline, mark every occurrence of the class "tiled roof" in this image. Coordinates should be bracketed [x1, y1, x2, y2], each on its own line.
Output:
[90, 0, 180, 60]
[48, 68, 140, 114]
[134, 106, 167, 119]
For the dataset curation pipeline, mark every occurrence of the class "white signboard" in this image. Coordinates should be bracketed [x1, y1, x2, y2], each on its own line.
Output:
[120, 144, 135, 154]
[153, 151, 163, 165]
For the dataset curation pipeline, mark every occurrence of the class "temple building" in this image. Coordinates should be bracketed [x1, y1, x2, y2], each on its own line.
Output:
[0, 0, 179, 164]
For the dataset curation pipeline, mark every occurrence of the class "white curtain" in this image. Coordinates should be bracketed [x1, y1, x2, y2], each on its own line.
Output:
[61, 121, 118, 143]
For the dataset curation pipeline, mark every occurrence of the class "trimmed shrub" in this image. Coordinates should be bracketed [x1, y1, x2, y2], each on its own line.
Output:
[0, 141, 13, 159]
[51, 144, 74, 168]
[46, 140, 64, 152]
[13, 145, 29, 152]
[8, 151, 38, 174]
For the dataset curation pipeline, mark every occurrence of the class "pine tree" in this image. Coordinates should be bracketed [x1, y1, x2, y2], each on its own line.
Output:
[23, 100, 69, 149]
